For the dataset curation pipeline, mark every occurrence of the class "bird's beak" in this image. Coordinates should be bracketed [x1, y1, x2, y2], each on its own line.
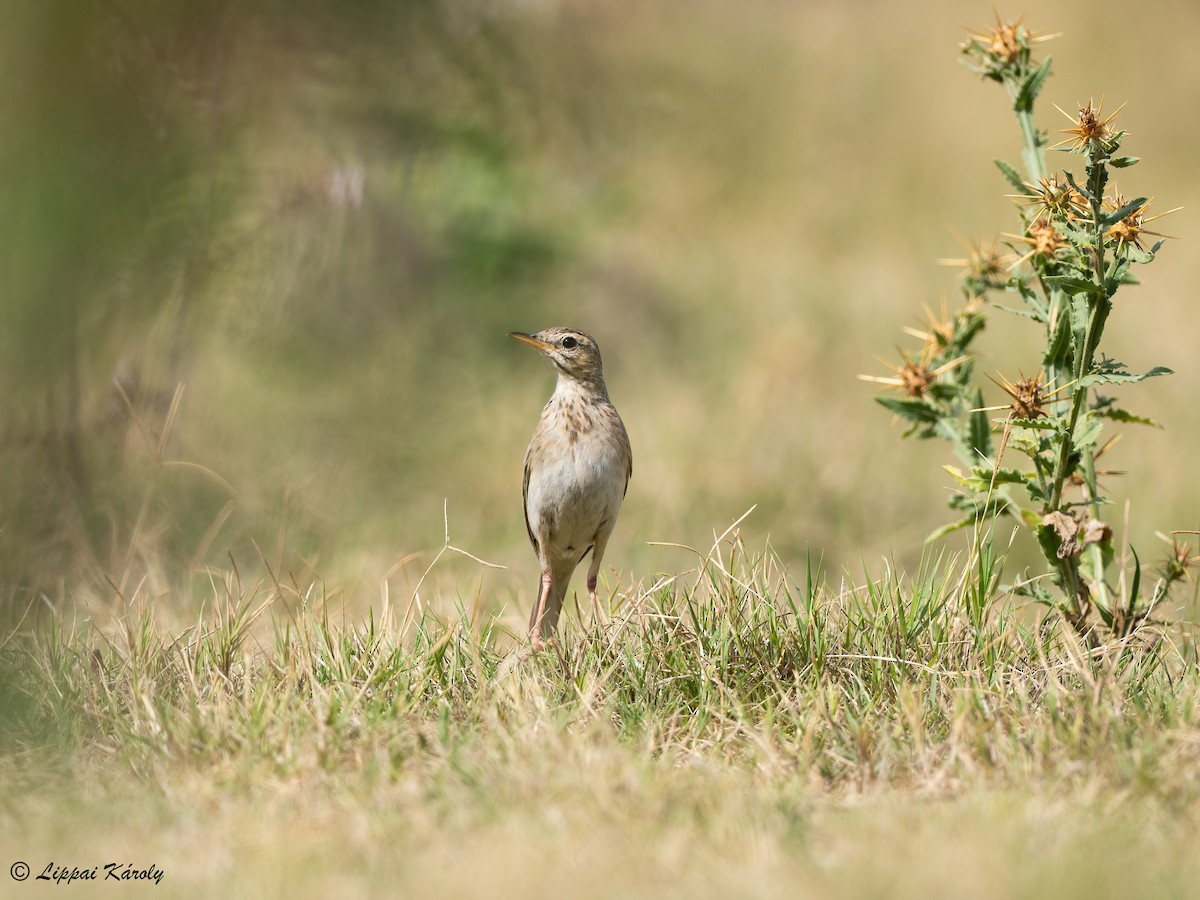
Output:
[508, 332, 554, 351]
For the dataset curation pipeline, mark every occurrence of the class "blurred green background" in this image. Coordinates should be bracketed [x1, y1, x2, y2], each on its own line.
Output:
[3, 0, 1198, 620]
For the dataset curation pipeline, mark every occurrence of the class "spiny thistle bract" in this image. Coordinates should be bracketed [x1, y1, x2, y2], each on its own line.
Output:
[863, 16, 1185, 641]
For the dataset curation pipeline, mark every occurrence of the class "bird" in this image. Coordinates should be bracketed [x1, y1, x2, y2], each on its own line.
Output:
[509, 327, 632, 646]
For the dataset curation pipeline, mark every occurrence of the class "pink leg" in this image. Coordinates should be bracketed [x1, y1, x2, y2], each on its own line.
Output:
[587, 573, 602, 625]
[530, 571, 553, 648]
[586, 534, 610, 626]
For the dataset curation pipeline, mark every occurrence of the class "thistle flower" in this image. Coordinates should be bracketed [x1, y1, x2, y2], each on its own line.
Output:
[901, 301, 956, 357]
[963, 15, 1022, 64]
[1160, 532, 1200, 584]
[897, 359, 935, 399]
[1010, 174, 1086, 220]
[961, 293, 986, 316]
[1052, 99, 1125, 152]
[859, 346, 967, 400]
[938, 236, 1014, 288]
[1101, 194, 1179, 252]
[961, 14, 1057, 75]
[1006, 373, 1049, 419]
[986, 370, 1067, 420]
[1004, 217, 1067, 269]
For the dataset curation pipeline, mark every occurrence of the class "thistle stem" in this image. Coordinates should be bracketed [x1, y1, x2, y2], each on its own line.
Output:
[1047, 142, 1110, 513]
[1016, 107, 1048, 183]
[1043, 142, 1114, 617]
[1005, 74, 1047, 183]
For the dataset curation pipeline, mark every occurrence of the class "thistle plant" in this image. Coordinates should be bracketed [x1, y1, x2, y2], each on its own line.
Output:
[862, 16, 1185, 638]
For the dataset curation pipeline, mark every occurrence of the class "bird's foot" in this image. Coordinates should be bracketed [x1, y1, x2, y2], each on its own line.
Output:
[589, 590, 604, 628]
[587, 575, 604, 628]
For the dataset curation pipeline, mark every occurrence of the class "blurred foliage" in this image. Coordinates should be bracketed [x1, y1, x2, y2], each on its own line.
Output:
[0, 0, 582, 592]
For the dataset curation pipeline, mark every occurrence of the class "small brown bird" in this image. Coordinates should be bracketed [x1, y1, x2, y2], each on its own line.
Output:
[509, 327, 632, 645]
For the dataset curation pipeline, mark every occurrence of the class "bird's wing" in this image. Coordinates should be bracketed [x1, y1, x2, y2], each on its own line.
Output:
[622, 418, 632, 498]
[522, 449, 538, 551]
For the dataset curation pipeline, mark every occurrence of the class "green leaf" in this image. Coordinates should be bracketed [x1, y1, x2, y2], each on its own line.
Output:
[926, 382, 961, 402]
[988, 466, 1031, 487]
[947, 492, 1010, 517]
[1084, 151, 1111, 199]
[926, 515, 977, 543]
[876, 395, 940, 424]
[1079, 364, 1173, 389]
[1070, 292, 1091, 360]
[1010, 417, 1062, 432]
[1017, 506, 1042, 531]
[1072, 413, 1104, 452]
[934, 418, 964, 446]
[1059, 220, 1096, 246]
[1104, 252, 1125, 280]
[937, 492, 1012, 526]
[1108, 156, 1140, 168]
[1010, 574, 1058, 605]
[995, 158, 1028, 194]
[1042, 275, 1104, 297]
[1015, 281, 1050, 320]
[1097, 407, 1162, 428]
[1043, 304, 1072, 369]
[1064, 171, 1097, 204]
[1103, 254, 1132, 291]
[952, 312, 987, 348]
[943, 464, 967, 486]
[944, 464, 1034, 495]
[1015, 57, 1053, 112]
[993, 304, 1046, 323]
[1036, 520, 1061, 564]
[1123, 244, 1155, 265]
[1102, 196, 1148, 228]
[968, 388, 992, 459]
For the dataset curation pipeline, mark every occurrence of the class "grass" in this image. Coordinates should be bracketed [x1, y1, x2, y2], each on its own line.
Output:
[4, 539, 1199, 897]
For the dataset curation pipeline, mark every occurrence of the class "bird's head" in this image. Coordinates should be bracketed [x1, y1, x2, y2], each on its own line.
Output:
[508, 327, 606, 390]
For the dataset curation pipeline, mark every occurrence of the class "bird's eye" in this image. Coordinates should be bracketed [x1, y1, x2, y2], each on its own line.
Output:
[561, 336, 578, 350]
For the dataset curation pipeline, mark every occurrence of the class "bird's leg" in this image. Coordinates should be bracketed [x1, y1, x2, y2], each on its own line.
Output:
[530, 570, 553, 649]
[587, 574, 602, 626]
[585, 538, 608, 628]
